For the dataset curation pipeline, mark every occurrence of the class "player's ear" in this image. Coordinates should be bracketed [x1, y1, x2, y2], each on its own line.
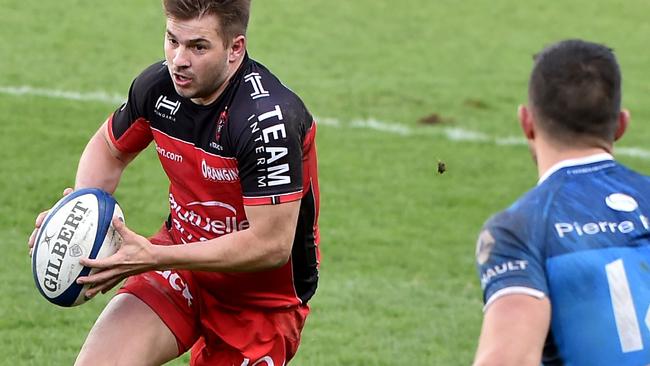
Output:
[614, 109, 630, 141]
[228, 35, 246, 62]
[518, 104, 535, 140]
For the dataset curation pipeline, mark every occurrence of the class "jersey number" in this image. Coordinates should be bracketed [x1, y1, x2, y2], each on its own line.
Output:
[605, 258, 650, 353]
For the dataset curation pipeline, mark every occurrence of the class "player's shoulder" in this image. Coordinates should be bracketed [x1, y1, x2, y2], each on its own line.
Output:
[130, 60, 173, 98]
[232, 57, 311, 120]
[477, 186, 550, 261]
[485, 186, 546, 231]
[610, 161, 650, 185]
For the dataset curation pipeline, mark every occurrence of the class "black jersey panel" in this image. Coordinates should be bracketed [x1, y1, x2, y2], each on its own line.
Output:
[228, 64, 314, 201]
[110, 62, 169, 152]
[291, 183, 319, 303]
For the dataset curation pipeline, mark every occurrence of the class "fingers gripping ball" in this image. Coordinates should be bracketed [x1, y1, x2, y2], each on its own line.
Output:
[31, 188, 124, 307]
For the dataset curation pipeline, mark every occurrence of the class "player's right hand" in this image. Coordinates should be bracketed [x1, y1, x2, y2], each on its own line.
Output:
[28, 188, 74, 256]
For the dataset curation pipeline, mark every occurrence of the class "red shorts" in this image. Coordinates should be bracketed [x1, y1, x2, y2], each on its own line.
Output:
[117, 225, 310, 366]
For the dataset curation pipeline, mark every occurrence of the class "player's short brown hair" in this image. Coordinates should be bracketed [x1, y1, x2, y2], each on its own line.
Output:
[529, 39, 621, 143]
[163, 0, 251, 44]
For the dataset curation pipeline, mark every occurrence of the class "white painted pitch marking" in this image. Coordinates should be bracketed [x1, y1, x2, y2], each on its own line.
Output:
[350, 118, 412, 135]
[442, 127, 490, 142]
[617, 147, 650, 160]
[0, 85, 125, 104]
[1, 85, 649, 160]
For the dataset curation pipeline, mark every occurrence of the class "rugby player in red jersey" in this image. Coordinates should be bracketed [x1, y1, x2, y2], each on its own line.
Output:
[28, 1, 320, 365]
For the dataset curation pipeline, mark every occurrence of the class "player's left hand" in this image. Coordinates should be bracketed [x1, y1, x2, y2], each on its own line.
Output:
[77, 218, 157, 298]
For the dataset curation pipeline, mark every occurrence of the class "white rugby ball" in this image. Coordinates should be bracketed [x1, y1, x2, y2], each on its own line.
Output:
[31, 188, 124, 307]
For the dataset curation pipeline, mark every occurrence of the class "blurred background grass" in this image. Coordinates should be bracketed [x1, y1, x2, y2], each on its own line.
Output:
[2, 0, 650, 364]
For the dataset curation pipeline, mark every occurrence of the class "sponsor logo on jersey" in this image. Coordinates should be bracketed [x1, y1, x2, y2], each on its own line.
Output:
[209, 141, 224, 151]
[476, 229, 495, 265]
[249, 105, 292, 188]
[554, 214, 650, 238]
[244, 72, 270, 100]
[201, 159, 239, 182]
[481, 260, 529, 288]
[155, 270, 193, 307]
[605, 193, 638, 212]
[154, 95, 180, 121]
[240, 356, 275, 366]
[169, 193, 249, 241]
[156, 145, 183, 163]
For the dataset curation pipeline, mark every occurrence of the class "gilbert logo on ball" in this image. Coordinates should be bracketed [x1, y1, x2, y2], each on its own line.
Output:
[31, 188, 124, 307]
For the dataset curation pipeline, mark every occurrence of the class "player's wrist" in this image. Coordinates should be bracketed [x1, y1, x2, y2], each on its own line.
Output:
[148, 241, 167, 270]
[148, 240, 186, 271]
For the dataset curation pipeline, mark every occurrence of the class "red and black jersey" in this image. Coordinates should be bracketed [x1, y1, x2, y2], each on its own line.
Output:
[107, 55, 320, 308]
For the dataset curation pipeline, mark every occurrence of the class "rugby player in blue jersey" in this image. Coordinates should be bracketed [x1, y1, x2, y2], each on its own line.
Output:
[473, 39, 650, 365]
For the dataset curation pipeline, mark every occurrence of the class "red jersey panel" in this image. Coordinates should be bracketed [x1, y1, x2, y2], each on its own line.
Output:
[107, 56, 320, 308]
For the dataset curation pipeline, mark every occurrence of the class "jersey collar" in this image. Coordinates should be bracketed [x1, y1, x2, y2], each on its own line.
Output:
[537, 152, 614, 185]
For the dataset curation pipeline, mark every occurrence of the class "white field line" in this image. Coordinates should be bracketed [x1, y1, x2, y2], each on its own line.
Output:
[617, 147, 650, 160]
[0, 85, 125, 105]
[1, 85, 648, 160]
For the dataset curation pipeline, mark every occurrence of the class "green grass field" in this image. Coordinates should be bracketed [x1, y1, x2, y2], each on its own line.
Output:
[3, 0, 650, 365]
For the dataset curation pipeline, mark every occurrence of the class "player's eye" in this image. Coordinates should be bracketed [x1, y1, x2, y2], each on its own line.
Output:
[167, 37, 178, 46]
[194, 44, 208, 52]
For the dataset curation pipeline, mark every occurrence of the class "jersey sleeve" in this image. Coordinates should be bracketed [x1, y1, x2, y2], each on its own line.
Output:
[234, 102, 309, 206]
[106, 68, 155, 153]
[476, 209, 548, 310]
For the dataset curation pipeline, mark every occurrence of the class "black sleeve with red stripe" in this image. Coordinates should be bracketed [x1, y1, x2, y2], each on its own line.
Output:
[234, 99, 313, 206]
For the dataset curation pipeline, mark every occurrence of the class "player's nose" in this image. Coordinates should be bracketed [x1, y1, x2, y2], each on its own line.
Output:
[172, 47, 191, 68]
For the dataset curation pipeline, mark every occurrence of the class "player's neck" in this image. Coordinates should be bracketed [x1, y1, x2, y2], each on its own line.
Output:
[191, 55, 245, 106]
[535, 140, 612, 179]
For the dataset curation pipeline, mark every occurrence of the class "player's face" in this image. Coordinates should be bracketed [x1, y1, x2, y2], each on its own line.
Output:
[164, 15, 233, 105]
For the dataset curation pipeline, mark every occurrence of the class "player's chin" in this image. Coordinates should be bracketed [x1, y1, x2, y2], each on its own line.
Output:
[172, 84, 194, 98]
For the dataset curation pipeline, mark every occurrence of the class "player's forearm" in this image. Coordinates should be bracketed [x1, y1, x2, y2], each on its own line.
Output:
[153, 229, 292, 272]
[75, 123, 133, 193]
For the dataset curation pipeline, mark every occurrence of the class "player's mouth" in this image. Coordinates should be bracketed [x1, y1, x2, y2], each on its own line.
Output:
[173, 73, 192, 87]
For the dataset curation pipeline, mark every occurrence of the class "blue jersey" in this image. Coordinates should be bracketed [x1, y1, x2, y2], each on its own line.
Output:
[476, 154, 650, 365]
